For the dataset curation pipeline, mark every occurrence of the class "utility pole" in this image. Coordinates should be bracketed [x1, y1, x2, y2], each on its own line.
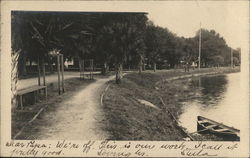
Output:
[231, 48, 233, 67]
[198, 22, 202, 70]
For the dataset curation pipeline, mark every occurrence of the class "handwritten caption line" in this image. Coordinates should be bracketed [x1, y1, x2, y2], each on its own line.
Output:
[5, 140, 238, 157]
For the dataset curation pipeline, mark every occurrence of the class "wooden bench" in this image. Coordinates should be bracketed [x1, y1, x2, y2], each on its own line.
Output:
[17, 85, 47, 109]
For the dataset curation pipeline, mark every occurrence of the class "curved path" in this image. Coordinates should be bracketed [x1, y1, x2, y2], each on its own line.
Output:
[34, 75, 114, 140]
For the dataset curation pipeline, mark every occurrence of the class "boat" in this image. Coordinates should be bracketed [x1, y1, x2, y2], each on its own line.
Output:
[197, 116, 240, 141]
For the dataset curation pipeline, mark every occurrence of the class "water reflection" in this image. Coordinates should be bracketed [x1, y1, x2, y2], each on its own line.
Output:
[189, 75, 228, 108]
[179, 73, 242, 135]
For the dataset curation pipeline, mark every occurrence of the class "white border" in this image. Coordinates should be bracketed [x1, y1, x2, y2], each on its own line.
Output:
[1, 1, 249, 157]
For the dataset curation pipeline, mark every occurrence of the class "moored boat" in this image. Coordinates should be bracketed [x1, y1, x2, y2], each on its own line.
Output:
[197, 116, 240, 141]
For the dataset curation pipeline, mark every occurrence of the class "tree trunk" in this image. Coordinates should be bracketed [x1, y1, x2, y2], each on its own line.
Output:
[102, 62, 109, 75]
[29, 60, 32, 67]
[115, 63, 123, 84]
[11, 51, 20, 109]
[153, 63, 157, 72]
[138, 58, 143, 74]
[29, 59, 32, 73]
[142, 59, 145, 71]
[48, 57, 53, 73]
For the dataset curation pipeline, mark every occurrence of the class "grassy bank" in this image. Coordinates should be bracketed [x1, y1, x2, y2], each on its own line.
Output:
[102, 67, 240, 140]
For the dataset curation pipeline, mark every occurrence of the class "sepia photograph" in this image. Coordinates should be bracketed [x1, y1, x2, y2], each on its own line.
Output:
[1, 0, 249, 157]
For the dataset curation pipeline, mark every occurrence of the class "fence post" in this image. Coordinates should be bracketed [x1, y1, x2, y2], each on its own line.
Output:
[42, 59, 46, 86]
[61, 54, 65, 93]
[37, 58, 41, 86]
[57, 54, 61, 95]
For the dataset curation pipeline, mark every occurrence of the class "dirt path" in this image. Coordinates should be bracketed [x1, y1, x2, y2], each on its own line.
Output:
[34, 75, 114, 140]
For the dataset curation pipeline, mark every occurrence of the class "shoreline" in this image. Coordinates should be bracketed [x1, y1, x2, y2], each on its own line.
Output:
[102, 67, 240, 140]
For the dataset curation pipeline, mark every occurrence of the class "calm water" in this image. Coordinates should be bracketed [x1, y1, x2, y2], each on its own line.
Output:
[178, 72, 244, 133]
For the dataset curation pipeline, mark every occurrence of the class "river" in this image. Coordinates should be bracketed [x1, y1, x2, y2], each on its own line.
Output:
[178, 72, 245, 134]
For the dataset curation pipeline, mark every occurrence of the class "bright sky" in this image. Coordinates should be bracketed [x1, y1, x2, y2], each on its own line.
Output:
[145, 1, 249, 50]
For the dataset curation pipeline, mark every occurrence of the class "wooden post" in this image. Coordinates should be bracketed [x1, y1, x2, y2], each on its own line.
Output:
[143, 60, 146, 71]
[91, 59, 93, 79]
[198, 22, 202, 70]
[57, 54, 61, 95]
[19, 95, 23, 109]
[45, 87, 47, 100]
[60, 54, 65, 93]
[79, 59, 85, 80]
[92, 60, 94, 79]
[90, 59, 93, 79]
[79, 60, 81, 79]
[37, 59, 41, 86]
[153, 63, 156, 72]
[89, 60, 91, 79]
[83, 60, 85, 80]
[42, 60, 46, 86]
[231, 48, 233, 68]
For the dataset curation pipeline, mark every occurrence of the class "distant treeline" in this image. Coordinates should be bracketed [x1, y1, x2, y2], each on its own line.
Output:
[12, 11, 240, 81]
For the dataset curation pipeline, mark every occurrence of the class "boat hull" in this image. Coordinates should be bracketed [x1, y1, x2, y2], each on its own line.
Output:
[197, 116, 240, 141]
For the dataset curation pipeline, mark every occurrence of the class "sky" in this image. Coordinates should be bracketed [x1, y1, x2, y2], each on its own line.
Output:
[144, 1, 249, 50]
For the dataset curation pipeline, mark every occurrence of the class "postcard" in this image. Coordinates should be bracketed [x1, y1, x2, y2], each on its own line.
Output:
[1, 0, 249, 157]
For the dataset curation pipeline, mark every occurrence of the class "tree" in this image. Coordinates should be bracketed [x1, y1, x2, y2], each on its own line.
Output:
[11, 12, 22, 108]
[96, 13, 147, 83]
[13, 10, 239, 85]
[145, 24, 177, 71]
[145, 24, 160, 72]
[12, 11, 97, 75]
[95, 14, 116, 75]
[210, 55, 224, 67]
[193, 29, 229, 67]
[233, 57, 240, 66]
[12, 12, 31, 76]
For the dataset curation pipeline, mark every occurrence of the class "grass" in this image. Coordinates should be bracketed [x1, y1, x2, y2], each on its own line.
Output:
[12, 77, 95, 139]
[103, 79, 184, 140]
[102, 67, 240, 140]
